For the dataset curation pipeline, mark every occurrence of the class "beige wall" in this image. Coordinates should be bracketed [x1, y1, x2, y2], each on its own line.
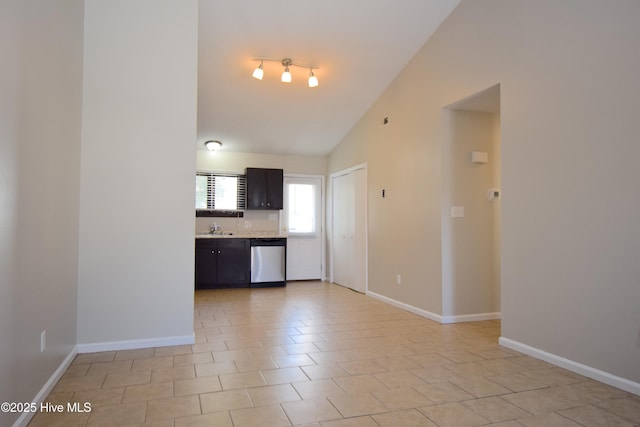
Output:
[328, 0, 640, 384]
[0, 0, 84, 424]
[77, 0, 198, 346]
[196, 150, 327, 175]
[442, 109, 500, 318]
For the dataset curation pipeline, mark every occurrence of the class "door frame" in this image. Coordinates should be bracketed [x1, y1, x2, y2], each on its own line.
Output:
[329, 163, 368, 292]
[283, 173, 326, 281]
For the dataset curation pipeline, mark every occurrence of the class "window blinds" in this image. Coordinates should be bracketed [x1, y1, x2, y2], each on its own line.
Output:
[196, 172, 246, 210]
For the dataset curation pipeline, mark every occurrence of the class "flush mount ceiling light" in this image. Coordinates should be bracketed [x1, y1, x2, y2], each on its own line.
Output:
[252, 57, 319, 88]
[204, 140, 222, 151]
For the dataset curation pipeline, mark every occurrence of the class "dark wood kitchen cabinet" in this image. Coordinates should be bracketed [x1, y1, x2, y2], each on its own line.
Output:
[195, 238, 250, 289]
[245, 167, 283, 210]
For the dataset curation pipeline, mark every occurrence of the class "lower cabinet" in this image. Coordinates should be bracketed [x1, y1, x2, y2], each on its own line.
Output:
[195, 238, 250, 289]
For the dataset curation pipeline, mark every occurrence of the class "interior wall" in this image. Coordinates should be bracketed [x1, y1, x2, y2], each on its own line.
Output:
[0, 0, 84, 424]
[196, 150, 327, 175]
[77, 0, 198, 346]
[442, 109, 500, 318]
[328, 0, 640, 384]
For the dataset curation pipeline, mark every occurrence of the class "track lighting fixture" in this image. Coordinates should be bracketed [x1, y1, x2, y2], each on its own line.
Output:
[252, 57, 319, 87]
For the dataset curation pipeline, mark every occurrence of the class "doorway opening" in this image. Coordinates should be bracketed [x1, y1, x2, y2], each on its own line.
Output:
[442, 84, 501, 323]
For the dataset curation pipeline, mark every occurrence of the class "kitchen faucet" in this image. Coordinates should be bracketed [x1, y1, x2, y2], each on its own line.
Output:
[210, 223, 222, 234]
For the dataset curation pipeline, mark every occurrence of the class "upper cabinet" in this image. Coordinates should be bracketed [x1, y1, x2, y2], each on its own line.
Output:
[245, 168, 283, 210]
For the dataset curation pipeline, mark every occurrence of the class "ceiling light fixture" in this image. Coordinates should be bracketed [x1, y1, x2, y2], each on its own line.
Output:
[252, 57, 319, 87]
[204, 140, 222, 151]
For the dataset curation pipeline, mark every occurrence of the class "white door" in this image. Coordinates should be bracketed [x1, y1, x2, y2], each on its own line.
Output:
[351, 168, 367, 293]
[331, 166, 366, 293]
[332, 173, 353, 287]
[284, 176, 323, 280]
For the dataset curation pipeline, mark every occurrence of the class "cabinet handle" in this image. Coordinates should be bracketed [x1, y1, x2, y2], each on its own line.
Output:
[211, 251, 215, 254]
[218, 250, 221, 254]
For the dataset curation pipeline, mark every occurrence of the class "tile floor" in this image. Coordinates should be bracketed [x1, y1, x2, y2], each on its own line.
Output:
[30, 281, 640, 426]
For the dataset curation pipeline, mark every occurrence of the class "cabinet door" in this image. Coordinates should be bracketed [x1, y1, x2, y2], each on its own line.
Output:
[246, 168, 266, 209]
[246, 168, 283, 210]
[265, 169, 283, 209]
[217, 239, 250, 284]
[195, 240, 218, 289]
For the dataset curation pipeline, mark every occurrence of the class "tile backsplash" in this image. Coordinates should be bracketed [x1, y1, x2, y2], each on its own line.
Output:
[195, 210, 281, 235]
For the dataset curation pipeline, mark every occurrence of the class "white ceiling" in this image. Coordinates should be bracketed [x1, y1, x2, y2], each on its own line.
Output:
[197, 0, 460, 156]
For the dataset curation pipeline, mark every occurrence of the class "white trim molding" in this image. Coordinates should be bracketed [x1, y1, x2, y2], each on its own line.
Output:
[367, 291, 500, 324]
[13, 346, 78, 427]
[367, 291, 443, 323]
[499, 337, 640, 396]
[76, 334, 195, 354]
[441, 312, 502, 324]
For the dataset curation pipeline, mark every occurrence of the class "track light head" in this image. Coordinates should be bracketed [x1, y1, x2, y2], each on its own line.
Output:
[281, 58, 292, 83]
[252, 61, 264, 80]
[308, 69, 318, 88]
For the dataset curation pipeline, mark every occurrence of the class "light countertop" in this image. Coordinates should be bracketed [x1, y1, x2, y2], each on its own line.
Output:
[195, 232, 287, 239]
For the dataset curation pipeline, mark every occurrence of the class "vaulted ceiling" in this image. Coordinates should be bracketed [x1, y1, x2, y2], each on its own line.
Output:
[197, 0, 460, 156]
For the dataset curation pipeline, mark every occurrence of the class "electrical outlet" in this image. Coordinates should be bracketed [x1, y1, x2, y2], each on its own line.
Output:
[244, 221, 252, 228]
[396, 274, 401, 285]
[40, 330, 46, 353]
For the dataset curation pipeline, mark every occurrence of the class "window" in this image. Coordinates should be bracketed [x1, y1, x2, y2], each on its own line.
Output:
[287, 183, 316, 233]
[196, 172, 246, 211]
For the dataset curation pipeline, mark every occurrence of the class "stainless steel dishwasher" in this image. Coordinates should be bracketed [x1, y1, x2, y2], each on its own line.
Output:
[250, 238, 286, 287]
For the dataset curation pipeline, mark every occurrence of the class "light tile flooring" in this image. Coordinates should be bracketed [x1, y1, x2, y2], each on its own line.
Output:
[30, 281, 639, 426]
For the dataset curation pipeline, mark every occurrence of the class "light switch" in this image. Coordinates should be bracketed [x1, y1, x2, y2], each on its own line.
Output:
[451, 206, 465, 218]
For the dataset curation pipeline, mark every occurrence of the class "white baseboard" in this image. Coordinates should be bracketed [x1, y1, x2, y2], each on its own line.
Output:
[499, 337, 640, 396]
[12, 334, 196, 426]
[441, 312, 502, 323]
[13, 346, 78, 427]
[367, 290, 444, 323]
[77, 334, 195, 354]
[366, 290, 500, 324]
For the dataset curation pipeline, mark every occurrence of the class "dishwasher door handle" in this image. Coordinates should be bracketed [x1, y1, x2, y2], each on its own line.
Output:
[250, 238, 286, 246]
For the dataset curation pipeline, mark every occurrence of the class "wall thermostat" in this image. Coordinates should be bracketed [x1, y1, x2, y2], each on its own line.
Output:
[487, 189, 500, 201]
